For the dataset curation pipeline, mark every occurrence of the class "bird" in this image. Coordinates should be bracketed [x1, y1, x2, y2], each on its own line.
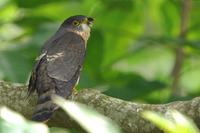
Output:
[27, 15, 94, 122]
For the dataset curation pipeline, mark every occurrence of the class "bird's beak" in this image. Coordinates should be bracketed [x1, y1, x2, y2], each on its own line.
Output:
[82, 17, 94, 27]
[87, 17, 94, 26]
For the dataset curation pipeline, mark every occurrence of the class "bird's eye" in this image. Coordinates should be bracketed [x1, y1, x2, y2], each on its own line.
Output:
[72, 20, 80, 26]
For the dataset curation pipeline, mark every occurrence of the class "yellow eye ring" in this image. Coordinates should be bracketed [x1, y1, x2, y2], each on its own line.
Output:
[72, 20, 79, 26]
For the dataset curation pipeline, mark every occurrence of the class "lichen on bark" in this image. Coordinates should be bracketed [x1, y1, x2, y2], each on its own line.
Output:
[1, 81, 200, 133]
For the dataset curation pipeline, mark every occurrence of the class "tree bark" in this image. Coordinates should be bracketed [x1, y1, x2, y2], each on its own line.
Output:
[0, 80, 200, 133]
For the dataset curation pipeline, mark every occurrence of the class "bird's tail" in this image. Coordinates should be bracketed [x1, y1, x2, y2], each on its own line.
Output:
[31, 90, 58, 122]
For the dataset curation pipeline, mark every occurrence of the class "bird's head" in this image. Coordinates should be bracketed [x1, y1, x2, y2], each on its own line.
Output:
[60, 15, 94, 41]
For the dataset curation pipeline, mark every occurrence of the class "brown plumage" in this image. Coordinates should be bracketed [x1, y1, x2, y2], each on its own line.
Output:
[28, 15, 93, 122]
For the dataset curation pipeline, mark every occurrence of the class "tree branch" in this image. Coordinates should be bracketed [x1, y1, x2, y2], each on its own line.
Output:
[171, 0, 192, 96]
[1, 80, 200, 133]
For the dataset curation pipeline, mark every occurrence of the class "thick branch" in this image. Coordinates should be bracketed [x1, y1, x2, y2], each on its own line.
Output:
[0, 80, 200, 133]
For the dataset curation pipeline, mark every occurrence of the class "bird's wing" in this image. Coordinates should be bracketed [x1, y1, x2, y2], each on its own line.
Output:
[46, 32, 85, 82]
[27, 52, 46, 97]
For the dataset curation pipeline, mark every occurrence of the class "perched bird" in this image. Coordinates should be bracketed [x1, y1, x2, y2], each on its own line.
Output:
[28, 15, 94, 122]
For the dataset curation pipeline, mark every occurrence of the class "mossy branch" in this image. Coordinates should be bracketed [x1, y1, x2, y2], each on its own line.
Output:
[0, 80, 200, 133]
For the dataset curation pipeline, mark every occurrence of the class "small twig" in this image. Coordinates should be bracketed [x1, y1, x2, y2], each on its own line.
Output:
[171, 0, 192, 96]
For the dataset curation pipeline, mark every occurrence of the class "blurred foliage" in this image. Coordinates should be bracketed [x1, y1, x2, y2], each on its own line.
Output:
[53, 96, 121, 133]
[0, 106, 49, 133]
[0, 0, 200, 103]
[142, 110, 200, 133]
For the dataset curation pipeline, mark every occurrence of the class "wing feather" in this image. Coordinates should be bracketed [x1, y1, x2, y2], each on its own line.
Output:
[27, 53, 46, 97]
[46, 32, 85, 82]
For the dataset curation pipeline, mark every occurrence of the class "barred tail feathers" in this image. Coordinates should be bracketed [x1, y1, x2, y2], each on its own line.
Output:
[31, 90, 58, 122]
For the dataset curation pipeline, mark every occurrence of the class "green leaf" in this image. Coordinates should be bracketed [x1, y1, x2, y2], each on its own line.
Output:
[0, 106, 49, 133]
[0, 45, 38, 83]
[52, 95, 121, 133]
[142, 110, 200, 133]
[104, 72, 166, 101]
[50, 127, 69, 133]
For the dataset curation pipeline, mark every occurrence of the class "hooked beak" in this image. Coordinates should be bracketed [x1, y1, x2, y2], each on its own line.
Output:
[87, 17, 94, 27]
[82, 17, 94, 27]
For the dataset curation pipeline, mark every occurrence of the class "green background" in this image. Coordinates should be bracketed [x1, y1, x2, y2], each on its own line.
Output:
[0, 0, 200, 103]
